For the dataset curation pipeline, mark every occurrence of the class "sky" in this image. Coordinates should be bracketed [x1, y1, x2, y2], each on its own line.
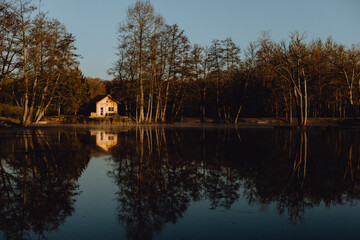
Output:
[41, 0, 360, 80]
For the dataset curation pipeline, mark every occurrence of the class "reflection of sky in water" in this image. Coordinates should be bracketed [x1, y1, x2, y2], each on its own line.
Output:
[1, 127, 360, 240]
[45, 156, 123, 240]
[157, 197, 360, 240]
[44, 153, 360, 240]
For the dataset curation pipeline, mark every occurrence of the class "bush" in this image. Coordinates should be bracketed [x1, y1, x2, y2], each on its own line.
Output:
[0, 104, 22, 119]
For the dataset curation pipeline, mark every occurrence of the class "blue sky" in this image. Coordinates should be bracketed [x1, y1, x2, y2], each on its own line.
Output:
[42, 0, 360, 80]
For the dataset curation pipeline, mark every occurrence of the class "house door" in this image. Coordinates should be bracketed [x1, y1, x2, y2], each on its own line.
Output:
[100, 107, 104, 116]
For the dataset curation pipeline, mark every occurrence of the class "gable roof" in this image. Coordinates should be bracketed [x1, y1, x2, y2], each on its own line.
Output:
[88, 94, 120, 104]
[88, 95, 107, 104]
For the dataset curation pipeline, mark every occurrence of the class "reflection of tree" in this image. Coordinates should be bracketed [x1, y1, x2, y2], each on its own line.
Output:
[110, 127, 188, 240]
[109, 127, 360, 239]
[110, 127, 242, 239]
[0, 129, 91, 239]
[243, 129, 360, 225]
[275, 131, 311, 225]
[340, 131, 360, 204]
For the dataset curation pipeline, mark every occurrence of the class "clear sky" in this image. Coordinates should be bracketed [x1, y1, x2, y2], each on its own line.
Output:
[41, 0, 360, 80]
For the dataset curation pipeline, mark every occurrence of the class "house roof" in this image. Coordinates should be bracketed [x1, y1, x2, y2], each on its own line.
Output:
[88, 94, 120, 104]
[88, 95, 107, 104]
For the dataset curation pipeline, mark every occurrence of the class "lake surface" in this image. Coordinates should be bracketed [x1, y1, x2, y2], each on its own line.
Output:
[0, 125, 359, 240]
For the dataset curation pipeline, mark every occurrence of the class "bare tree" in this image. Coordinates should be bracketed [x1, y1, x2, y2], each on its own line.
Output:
[329, 43, 360, 119]
[208, 39, 224, 121]
[161, 24, 190, 122]
[259, 31, 310, 127]
[0, 0, 20, 86]
[3, 0, 79, 125]
[117, 0, 163, 123]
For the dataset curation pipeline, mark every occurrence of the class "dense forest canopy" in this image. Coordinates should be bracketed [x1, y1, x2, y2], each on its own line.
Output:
[0, 0, 359, 126]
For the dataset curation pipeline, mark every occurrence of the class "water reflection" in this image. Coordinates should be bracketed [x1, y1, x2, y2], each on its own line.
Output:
[90, 130, 118, 152]
[0, 127, 359, 239]
[0, 129, 91, 239]
[108, 127, 360, 238]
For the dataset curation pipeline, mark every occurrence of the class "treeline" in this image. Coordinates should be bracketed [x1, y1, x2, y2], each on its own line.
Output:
[109, 0, 360, 126]
[1, 0, 360, 127]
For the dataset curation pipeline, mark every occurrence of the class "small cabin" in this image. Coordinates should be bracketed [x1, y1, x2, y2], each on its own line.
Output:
[89, 95, 119, 118]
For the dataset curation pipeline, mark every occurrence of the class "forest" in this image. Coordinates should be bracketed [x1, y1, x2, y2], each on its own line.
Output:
[1, 0, 359, 126]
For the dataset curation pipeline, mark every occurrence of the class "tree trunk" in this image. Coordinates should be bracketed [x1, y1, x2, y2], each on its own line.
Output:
[155, 93, 161, 123]
[161, 72, 171, 122]
[146, 93, 153, 123]
[139, 67, 145, 123]
[200, 82, 206, 123]
[234, 105, 242, 124]
[303, 76, 308, 127]
[216, 72, 221, 121]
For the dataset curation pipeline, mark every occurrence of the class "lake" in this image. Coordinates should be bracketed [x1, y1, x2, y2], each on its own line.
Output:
[0, 125, 359, 240]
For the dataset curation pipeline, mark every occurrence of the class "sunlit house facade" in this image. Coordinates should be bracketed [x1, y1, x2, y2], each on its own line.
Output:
[89, 95, 119, 118]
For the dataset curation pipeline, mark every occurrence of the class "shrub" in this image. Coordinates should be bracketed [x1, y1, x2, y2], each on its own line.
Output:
[0, 104, 22, 119]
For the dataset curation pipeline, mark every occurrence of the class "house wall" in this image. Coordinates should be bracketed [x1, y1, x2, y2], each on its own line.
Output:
[96, 96, 118, 117]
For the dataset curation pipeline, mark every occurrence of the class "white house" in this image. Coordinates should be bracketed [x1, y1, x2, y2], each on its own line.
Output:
[89, 95, 119, 117]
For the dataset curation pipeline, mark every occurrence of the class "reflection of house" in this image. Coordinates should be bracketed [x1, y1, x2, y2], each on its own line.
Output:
[90, 130, 118, 151]
[89, 95, 119, 118]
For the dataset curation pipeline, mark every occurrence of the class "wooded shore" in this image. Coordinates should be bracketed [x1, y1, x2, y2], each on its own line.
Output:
[1, 1, 360, 128]
[1, 116, 359, 128]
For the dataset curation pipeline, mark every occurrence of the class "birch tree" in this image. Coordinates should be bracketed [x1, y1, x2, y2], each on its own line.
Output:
[160, 24, 190, 122]
[117, 0, 163, 123]
[3, 0, 79, 125]
[260, 31, 310, 127]
[22, 14, 77, 124]
[208, 39, 224, 121]
[190, 44, 208, 122]
[329, 43, 360, 119]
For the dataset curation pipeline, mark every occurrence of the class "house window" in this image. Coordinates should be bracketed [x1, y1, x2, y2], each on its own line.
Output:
[108, 107, 114, 111]
[100, 107, 104, 115]
[108, 136, 114, 140]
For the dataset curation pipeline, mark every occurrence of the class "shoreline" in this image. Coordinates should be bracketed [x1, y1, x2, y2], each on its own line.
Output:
[2, 116, 360, 129]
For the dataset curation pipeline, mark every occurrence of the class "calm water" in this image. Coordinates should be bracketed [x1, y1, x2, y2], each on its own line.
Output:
[0, 125, 360, 240]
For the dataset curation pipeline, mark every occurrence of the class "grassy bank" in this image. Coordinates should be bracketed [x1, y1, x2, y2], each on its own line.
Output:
[180, 117, 342, 126]
[43, 115, 135, 124]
